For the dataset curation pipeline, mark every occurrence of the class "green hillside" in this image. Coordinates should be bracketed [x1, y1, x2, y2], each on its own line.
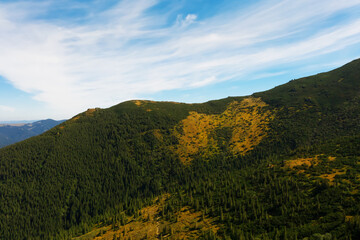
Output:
[254, 58, 360, 107]
[0, 59, 360, 239]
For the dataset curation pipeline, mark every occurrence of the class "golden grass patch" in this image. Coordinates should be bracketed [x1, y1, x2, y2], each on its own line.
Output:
[319, 170, 345, 183]
[132, 100, 157, 107]
[285, 155, 337, 170]
[74, 194, 219, 240]
[285, 158, 316, 169]
[173, 97, 274, 164]
[85, 108, 97, 116]
[134, 100, 143, 106]
[70, 108, 100, 123]
[71, 116, 81, 122]
[152, 129, 163, 141]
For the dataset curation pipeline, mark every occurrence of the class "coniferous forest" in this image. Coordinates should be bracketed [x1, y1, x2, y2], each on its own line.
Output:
[1, 59, 360, 239]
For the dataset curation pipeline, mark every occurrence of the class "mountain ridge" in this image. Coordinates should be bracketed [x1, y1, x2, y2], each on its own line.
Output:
[0, 119, 65, 148]
[0, 58, 360, 239]
[253, 58, 360, 107]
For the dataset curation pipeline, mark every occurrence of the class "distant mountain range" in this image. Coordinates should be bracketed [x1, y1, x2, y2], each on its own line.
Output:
[0, 119, 65, 148]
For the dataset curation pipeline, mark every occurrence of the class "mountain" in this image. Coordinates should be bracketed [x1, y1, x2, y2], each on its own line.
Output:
[0, 119, 65, 148]
[0, 59, 360, 239]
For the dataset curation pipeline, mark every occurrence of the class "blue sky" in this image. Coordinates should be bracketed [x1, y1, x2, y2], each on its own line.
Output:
[1, 0, 360, 121]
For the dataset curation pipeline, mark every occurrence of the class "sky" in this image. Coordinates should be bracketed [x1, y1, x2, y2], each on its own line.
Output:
[0, 0, 360, 121]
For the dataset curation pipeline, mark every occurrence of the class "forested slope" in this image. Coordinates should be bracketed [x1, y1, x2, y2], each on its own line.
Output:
[0, 59, 360, 239]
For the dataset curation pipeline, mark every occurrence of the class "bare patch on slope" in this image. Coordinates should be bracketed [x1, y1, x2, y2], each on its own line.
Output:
[69, 108, 100, 123]
[284, 155, 336, 170]
[85, 108, 98, 116]
[173, 97, 274, 164]
[284, 155, 348, 184]
[285, 157, 318, 169]
[74, 194, 219, 240]
[132, 100, 156, 107]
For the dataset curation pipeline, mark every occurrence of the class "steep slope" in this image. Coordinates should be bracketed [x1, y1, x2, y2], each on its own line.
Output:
[253, 59, 360, 154]
[0, 119, 65, 148]
[0, 59, 360, 239]
[254, 58, 360, 107]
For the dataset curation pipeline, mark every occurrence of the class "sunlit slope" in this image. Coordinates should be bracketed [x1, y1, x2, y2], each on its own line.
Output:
[173, 97, 274, 164]
[0, 58, 359, 239]
[0, 96, 268, 239]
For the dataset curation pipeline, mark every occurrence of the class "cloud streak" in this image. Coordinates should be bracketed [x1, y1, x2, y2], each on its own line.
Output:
[0, 105, 15, 113]
[0, 0, 360, 118]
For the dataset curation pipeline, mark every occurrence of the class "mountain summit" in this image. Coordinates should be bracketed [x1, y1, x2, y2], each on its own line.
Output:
[0, 59, 360, 239]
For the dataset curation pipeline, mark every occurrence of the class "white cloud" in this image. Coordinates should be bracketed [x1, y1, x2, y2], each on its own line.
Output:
[0, 0, 360, 119]
[176, 14, 197, 27]
[190, 76, 216, 88]
[0, 105, 15, 113]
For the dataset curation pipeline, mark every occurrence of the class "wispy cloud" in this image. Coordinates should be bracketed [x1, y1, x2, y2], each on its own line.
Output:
[176, 13, 197, 28]
[0, 0, 360, 118]
[0, 105, 15, 113]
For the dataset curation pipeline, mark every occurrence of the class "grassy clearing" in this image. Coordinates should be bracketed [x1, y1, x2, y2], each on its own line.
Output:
[173, 97, 274, 164]
[74, 194, 219, 240]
